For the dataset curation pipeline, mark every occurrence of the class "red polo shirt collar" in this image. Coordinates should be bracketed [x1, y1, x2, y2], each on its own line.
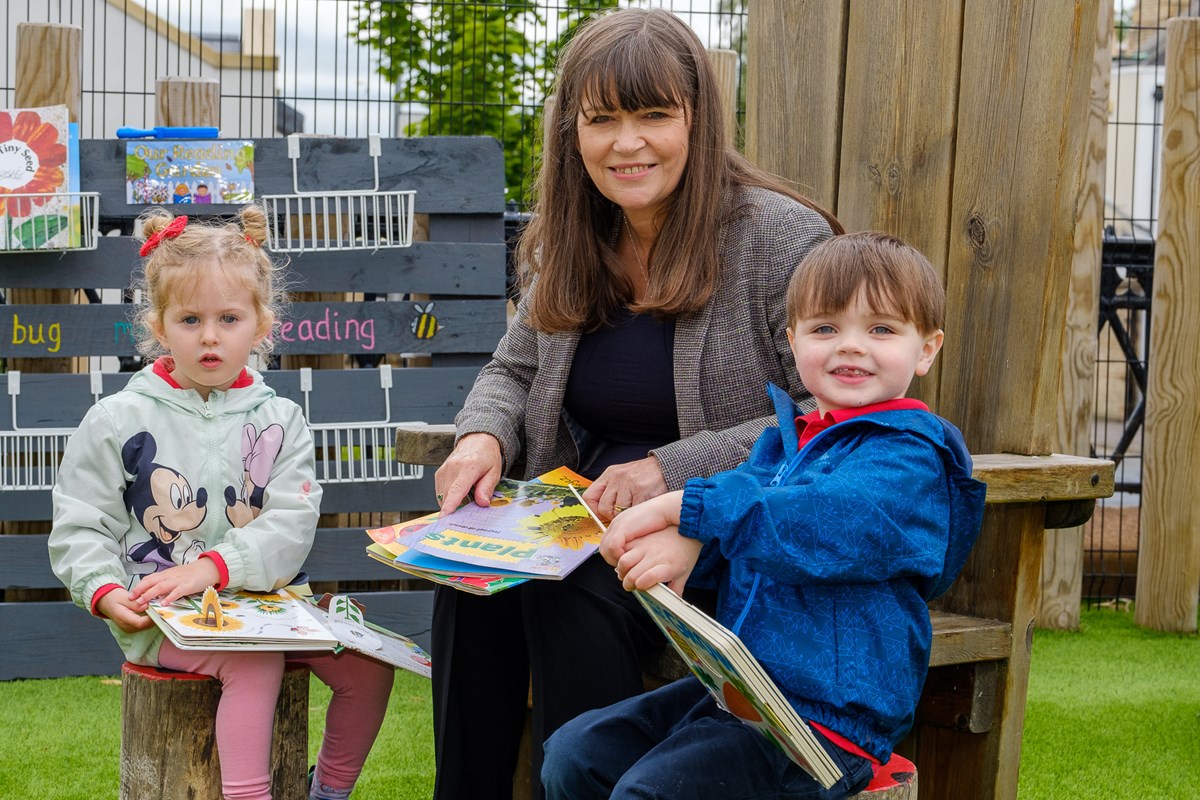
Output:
[796, 398, 929, 450]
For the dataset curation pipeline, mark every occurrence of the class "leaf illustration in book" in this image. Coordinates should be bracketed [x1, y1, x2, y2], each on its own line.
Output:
[306, 593, 433, 678]
[0, 105, 73, 250]
[409, 478, 603, 578]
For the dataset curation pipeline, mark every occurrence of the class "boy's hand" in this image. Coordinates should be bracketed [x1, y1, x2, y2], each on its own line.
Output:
[96, 588, 155, 634]
[600, 490, 685, 565]
[130, 559, 221, 608]
[615, 529, 703, 595]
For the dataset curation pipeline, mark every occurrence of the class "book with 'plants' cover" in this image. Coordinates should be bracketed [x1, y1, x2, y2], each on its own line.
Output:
[366, 467, 598, 593]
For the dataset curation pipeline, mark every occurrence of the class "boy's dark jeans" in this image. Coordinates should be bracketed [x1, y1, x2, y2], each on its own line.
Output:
[542, 676, 874, 800]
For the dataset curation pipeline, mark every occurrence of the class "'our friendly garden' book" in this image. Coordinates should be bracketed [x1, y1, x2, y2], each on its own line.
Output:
[147, 587, 432, 677]
[365, 466, 598, 594]
[634, 583, 844, 789]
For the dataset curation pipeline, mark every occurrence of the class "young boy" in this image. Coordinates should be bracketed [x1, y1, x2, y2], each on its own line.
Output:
[541, 231, 987, 800]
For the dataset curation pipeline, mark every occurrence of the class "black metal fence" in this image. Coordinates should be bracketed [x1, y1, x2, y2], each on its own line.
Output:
[2, 1, 1190, 603]
[1086, 0, 1196, 604]
[2, 0, 748, 207]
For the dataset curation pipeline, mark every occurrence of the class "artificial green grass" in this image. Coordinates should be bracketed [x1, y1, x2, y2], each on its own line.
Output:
[1, 610, 1194, 798]
[0, 669, 434, 800]
[1018, 608, 1200, 799]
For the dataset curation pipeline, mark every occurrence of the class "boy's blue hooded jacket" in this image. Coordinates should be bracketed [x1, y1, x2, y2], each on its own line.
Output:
[679, 383, 987, 761]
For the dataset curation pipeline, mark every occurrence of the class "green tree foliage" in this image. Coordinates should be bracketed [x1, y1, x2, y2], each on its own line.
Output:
[351, 2, 619, 204]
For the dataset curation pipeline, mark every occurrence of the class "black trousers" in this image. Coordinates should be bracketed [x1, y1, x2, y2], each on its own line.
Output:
[430, 554, 666, 800]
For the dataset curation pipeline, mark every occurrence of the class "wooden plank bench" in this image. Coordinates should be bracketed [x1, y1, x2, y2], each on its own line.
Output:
[392, 423, 1115, 800]
[0, 135, 507, 680]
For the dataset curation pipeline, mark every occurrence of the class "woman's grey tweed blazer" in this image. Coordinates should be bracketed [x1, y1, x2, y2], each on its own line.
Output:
[454, 185, 833, 490]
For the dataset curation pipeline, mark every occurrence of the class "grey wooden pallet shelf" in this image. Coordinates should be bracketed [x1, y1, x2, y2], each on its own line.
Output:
[0, 135, 506, 680]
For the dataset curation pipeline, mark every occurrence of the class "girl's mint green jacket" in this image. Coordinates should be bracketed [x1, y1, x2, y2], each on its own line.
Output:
[48, 361, 322, 666]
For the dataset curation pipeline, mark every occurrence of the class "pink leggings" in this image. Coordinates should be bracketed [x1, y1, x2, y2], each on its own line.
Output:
[158, 640, 395, 800]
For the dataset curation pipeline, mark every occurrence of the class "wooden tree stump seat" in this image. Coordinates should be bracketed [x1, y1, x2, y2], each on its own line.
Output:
[854, 753, 918, 799]
[119, 662, 310, 800]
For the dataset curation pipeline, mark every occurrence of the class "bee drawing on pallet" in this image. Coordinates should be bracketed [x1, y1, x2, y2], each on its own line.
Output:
[411, 302, 440, 339]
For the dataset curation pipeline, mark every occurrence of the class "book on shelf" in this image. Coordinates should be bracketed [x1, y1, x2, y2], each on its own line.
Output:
[0, 104, 74, 250]
[365, 466, 598, 595]
[633, 583, 844, 790]
[146, 587, 432, 677]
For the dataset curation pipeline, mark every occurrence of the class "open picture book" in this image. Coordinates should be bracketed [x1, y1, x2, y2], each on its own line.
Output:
[634, 583, 844, 789]
[147, 587, 431, 677]
[365, 466, 599, 595]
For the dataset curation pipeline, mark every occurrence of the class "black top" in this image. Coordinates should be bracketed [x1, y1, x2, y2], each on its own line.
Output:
[564, 308, 680, 480]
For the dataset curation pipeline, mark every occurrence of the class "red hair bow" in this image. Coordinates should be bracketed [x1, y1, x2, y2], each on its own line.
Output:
[139, 215, 189, 257]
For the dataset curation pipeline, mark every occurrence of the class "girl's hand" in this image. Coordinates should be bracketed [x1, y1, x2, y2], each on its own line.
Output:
[600, 490, 685, 566]
[614, 529, 703, 595]
[96, 588, 155, 634]
[130, 559, 221, 608]
[434, 433, 504, 516]
[582, 456, 669, 520]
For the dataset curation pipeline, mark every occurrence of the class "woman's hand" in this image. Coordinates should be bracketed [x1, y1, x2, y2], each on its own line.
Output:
[582, 455, 669, 520]
[96, 588, 155, 634]
[435, 433, 504, 516]
[130, 559, 221, 608]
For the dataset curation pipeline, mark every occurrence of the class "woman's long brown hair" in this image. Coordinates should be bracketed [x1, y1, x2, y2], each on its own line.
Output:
[518, 8, 841, 333]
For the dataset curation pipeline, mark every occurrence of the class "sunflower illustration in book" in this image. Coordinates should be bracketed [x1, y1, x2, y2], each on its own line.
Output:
[518, 502, 602, 551]
[177, 587, 245, 633]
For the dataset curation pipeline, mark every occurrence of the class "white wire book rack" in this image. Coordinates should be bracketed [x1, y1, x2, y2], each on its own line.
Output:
[0, 190, 101, 252]
[0, 367, 424, 492]
[262, 134, 415, 254]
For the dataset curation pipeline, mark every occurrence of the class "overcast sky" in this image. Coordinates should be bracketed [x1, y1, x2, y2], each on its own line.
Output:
[138, 0, 735, 135]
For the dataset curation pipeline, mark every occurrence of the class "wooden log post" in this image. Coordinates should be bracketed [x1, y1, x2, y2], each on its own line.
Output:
[155, 76, 220, 127]
[706, 48, 740, 145]
[3, 22, 82, 557]
[1136, 17, 1200, 634]
[120, 662, 309, 800]
[1040, 0, 1111, 631]
[11, 22, 81, 376]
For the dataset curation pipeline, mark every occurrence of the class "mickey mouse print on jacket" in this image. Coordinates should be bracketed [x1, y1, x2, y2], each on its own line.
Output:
[49, 360, 322, 666]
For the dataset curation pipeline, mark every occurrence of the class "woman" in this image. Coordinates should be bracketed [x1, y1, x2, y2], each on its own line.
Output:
[431, 9, 843, 799]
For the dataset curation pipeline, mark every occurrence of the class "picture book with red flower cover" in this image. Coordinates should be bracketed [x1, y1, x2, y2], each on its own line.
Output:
[634, 583, 844, 789]
[0, 104, 73, 250]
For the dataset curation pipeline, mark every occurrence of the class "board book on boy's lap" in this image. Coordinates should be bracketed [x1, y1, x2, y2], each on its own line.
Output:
[634, 583, 844, 789]
[365, 466, 599, 595]
[147, 587, 432, 677]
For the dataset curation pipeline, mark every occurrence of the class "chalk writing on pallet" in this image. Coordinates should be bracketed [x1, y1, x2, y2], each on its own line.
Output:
[0, 301, 507, 358]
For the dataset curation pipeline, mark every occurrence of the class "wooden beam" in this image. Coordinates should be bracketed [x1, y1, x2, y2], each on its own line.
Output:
[706, 48, 740, 145]
[834, 0, 962, 408]
[1042, 0, 1112, 631]
[745, 0, 847, 210]
[937, 0, 1098, 458]
[1137, 18, 1200, 634]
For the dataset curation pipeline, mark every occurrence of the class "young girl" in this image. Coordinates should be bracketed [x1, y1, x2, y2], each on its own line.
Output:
[48, 206, 395, 800]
